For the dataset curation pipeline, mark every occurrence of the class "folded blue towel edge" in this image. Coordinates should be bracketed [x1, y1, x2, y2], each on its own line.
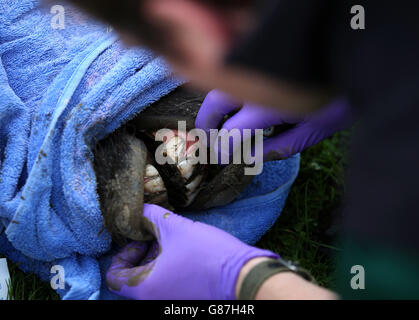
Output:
[214, 155, 300, 211]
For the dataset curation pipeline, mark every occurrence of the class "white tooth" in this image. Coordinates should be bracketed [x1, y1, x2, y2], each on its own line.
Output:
[186, 142, 199, 157]
[185, 174, 205, 206]
[144, 129, 208, 208]
[144, 176, 166, 194]
[178, 160, 194, 180]
[165, 136, 186, 163]
[145, 164, 159, 177]
[186, 175, 204, 192]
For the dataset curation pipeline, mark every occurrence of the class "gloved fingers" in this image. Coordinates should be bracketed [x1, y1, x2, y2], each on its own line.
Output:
[106, 241, 159, 297]
[262, 99, 353, 161]
[221, 104, 288, 133]
[142, 204, 194, 241]
[140, 240, 161, 265]
[304, 98, 353, 130]
[210, 105, 284, 160]
[109, 241, 150, 271]
[262, 123, 319, 161]
[106, 261, 157, 298]
[195, 89, 242, 132]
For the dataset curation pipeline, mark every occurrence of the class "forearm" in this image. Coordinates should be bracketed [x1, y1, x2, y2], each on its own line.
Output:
[236, 257, 338, 300]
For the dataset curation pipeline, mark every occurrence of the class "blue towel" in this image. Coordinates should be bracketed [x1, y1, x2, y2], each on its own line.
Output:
[184, 156, 300, 244]
[0, 1, 300, 299]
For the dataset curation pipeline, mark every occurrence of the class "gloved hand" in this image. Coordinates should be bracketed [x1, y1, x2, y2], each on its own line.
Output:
[106, 204, 278, 300]
[196, 90, 353, 160]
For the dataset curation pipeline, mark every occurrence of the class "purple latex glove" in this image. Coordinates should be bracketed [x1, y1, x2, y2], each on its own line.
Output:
[106, 204, 278, 300]
[196, 90, 353, 161]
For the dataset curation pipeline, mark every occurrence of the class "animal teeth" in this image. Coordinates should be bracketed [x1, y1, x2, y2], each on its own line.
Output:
[144, 175, 166, 194]
[178, 159, 195, 180]
[184, 174, 204, 206]
[144, 129, 205, 208]
[145, 164, 159, 177]
[186, 174, 204, 192]
[164, 136, 186, 163]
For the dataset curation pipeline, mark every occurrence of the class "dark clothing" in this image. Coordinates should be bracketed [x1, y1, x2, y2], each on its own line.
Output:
[228, 0, 419, 298]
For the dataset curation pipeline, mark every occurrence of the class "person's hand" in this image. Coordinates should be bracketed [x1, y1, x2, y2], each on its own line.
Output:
[106, 204, 278, 300]
[195, 90, 353, 160]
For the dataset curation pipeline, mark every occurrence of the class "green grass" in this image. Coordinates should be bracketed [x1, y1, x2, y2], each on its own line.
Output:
[257, 131, 350, 288]
[1, 131, 349, 299]
[4, 263, 59, 300]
